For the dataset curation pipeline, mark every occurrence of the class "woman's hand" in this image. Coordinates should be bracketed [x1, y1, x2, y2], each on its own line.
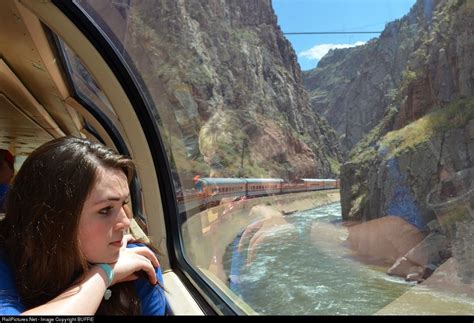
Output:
[109, 236, 160, 286]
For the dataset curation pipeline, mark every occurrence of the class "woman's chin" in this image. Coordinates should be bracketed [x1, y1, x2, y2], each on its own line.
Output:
[88, 251, 120, 265]
[108, 251, 120, 263]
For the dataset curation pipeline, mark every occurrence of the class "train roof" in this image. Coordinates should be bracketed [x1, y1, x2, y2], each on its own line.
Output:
[198, 178, 247, 185]
[243, 178, 284, 184]
[197, 177, 285, 185]
[300, 178, 336, 182]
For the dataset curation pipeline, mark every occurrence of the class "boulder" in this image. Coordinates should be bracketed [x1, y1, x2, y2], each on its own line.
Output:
[405, 231, 450, 267]
[387, 230, 451, 280]
[346, 215, 425, 265]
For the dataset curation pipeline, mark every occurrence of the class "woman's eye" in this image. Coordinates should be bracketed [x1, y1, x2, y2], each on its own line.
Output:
[99, 206, 113, 215]
[122, 200, 129, 206]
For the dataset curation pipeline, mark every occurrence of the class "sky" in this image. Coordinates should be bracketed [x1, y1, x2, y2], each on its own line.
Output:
[272, 0, 417, 71]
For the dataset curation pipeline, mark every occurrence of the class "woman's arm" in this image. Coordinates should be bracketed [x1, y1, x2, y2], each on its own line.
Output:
[21, 265, 109, 315]
[21, 245, 159, 315]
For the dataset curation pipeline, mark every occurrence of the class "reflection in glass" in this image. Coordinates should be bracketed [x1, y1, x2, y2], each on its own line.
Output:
[71, 0, 474, 315]
[427, 168, 474, 284]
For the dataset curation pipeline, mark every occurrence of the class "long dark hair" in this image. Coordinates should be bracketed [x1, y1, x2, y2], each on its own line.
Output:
[0, 136, 148, 314]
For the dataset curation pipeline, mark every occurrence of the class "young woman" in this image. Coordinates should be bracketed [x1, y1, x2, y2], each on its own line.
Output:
[0, 136, 167, 315]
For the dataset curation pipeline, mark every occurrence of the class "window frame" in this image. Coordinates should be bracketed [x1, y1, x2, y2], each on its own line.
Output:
[49, 0, 245, 315]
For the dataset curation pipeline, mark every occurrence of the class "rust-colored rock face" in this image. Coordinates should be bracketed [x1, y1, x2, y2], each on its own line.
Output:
[395, 77, 435, 129]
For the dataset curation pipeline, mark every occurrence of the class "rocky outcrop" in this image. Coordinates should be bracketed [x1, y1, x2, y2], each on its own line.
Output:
[334, 0, 474, 223]
[302, 10, 418, 152]
[330, 0, 474, 282]
[303, 0, 474, 154]
[394, 0, 474, 130]
[343, 98, 474, 225]
[387, 229, 451, 281]
[115, 0, 343, 180]
[303, 38, 406, 152]
[345, 216, 425, 266]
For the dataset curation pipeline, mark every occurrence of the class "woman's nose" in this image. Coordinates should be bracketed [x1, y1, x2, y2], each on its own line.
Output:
[115, 206, 131, 230]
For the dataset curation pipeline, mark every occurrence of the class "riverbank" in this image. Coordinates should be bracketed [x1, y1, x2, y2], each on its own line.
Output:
[181, 190, 340, 281]
[182, 190, 472, 315]
[376, 257, 474, 314]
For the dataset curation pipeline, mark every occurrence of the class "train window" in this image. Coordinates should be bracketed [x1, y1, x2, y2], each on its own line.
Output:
[63, 0, 473, 316]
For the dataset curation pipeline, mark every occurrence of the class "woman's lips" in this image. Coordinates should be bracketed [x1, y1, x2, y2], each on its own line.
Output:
[110, 240, 122, 247]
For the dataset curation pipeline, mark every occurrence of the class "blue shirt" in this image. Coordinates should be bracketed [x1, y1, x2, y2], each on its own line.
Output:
[0, 184, 9, 213]
[0, 245, 167, 315]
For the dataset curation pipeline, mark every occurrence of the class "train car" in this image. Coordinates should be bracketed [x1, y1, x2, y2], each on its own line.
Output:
[324, 179, 337, 189]
[300, 178, 328, 191]
[0, 0, 205, 315]
[243, 178, 284, 197]
[281, 180, 306, 194]
[196, 178, 247, 204]
[191, 177, 337, 208]
[301, 178, 339, 191]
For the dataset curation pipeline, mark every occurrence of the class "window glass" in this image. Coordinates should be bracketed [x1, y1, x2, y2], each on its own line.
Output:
[72, 0, 474, 315]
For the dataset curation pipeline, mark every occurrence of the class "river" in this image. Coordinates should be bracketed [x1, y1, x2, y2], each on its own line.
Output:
[223, 202, 415, 315]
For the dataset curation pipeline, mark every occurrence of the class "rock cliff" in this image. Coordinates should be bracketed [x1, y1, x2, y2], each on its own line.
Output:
[118, 0, 342, 181]
[303, 0, 473, 155]
[335, 0, 474, 229]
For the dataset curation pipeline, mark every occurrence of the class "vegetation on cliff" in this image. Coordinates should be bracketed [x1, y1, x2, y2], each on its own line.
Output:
[124, 0, 342, 183]
[303, 0, 473, 155]
[381, 98, 474, 159]
[326, 0, 474, 226]
[344, 97, 474, 223]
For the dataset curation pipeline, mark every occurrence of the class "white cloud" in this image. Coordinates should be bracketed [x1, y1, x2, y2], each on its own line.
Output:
[299, 41, 366, 60]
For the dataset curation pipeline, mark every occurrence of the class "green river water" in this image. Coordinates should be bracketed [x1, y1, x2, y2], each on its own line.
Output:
[223, 202, 415, 315]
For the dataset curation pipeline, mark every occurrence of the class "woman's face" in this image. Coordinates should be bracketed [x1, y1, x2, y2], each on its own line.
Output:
[78, 167, 130, 264]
